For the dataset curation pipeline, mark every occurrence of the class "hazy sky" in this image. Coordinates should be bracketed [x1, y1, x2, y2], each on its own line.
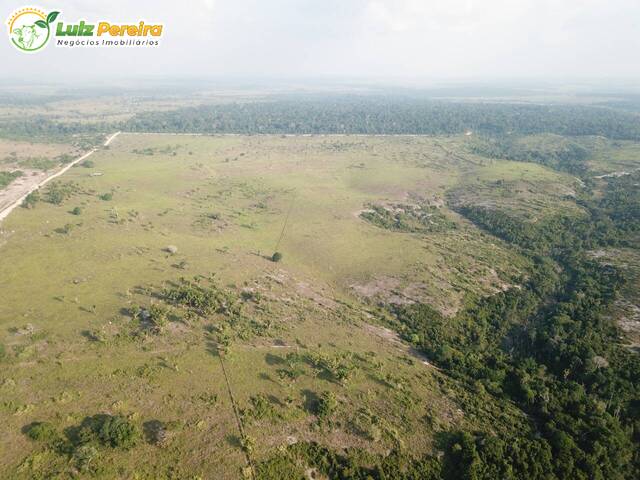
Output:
[2, 0, 640, 82]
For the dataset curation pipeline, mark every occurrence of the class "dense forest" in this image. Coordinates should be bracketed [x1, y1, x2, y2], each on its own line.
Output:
[468, 135, 591, 174]
[2, 97, 640, 143]
[123, 98, 640, 138]
[383, 164, 640, 478]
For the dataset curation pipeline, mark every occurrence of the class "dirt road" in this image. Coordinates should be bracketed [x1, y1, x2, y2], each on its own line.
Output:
[0, 132, 120, 224]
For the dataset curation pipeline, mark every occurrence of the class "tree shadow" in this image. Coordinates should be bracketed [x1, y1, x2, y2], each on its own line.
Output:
[258, 372, 278, 385]
[225, 434, 242, 448]
[265, 353, 284, 366]
[143, 420, 164, 444]
[301, 389, 320, 415]
[80, 330, 101, 342]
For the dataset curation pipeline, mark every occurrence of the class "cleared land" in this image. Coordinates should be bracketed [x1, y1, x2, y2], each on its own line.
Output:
[0, 134, 547, 478]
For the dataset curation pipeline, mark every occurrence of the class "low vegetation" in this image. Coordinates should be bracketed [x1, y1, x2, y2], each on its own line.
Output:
[0, 170, 22, 188]
[361, 203, 456, 233]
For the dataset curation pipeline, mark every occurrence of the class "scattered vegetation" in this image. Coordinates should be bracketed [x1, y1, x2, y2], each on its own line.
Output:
[162, 276, 238, 317]
[361, 203, 456, 233]
[0, 170, 22, 188]
[43, 181, 82, 205]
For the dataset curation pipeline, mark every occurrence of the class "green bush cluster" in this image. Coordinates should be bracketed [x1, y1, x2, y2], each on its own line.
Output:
[307, 352, 358, 385]
[163, 276, 238, 316]
[361, 203, 456, 234]
[25, 422, 59, 443]
[0, 170, 22, 188]
[43, 181, 81, 205]
[76, 414, 141, 449]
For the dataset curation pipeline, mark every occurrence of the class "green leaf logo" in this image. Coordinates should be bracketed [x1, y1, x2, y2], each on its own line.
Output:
[7, 8, 58, 53]
[46, 11, 60, 24]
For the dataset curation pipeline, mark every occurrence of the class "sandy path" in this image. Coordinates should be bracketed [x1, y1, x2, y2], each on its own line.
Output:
[0, 131, 120, 224]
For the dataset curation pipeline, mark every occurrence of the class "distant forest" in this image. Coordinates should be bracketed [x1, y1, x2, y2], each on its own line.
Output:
[3, 97, 640, 141]
[123, 98, 640, 138]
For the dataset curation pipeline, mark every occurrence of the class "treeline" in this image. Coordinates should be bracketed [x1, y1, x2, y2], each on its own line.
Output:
[4, 97, 640, 142]
[123, 98, 640, 139]
[0, 116, 109, 145]
[469, 135, 591, 174]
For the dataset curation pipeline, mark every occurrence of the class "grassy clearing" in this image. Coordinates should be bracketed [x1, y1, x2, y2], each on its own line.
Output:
[447, 158, 586, 222]
[0, 134, 539, 477]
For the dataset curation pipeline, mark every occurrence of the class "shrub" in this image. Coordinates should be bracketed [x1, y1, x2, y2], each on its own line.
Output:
[72, 444, 99, 473]
[98, 415, 140, 449]
[77, 414, 141, 449]
[271, 252, 283, 262]
[242, 395, 281, 423]
[22, 190, 40, 209]
[163, 277, 238, 316]
[241, 434, 255, 455]
[81, 160, 95, 168]
[99, 192, 113, 201]
[0, 170, 22, 188]
[44, 181, 79, 205]
[147, 304, 169, 333]
[26, 422, 58, 442]
[71, 206, 82, 215]
[55, 223, 74, 235]
[255, 456, 305, 480]
[317, 391, 338, 419]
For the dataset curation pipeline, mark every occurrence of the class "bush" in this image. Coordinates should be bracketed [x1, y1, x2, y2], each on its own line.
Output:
[44, 181, 79, 205]
[0, 170, 22, 188]
[98, 415, 140, 449]
[99, 192, 113, 201]
[22, 190, 40, 209]
[71, 206, 82, 215]
[81, 160, 95, 168]
[72, 445, 99, 473]
[26, 422, 58, 442]
[256, 455, 305, 480]
[163, 277, 238, 316]
[317, 391, 338, 419]
[77, 414, 140, 450]
[271, 252, 283, 262]
[147, 304, 168, 333]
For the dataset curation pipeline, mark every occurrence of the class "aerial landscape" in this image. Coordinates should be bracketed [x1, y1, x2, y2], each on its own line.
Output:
[1, 1, 640, 479]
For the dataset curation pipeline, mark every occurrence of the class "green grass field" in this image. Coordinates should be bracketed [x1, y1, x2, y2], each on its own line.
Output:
[0, 134, 582, 478]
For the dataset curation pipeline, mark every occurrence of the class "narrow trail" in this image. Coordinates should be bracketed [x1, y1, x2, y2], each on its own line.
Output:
[217, 349, 255, 478]
[0, 131, 121, 224]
